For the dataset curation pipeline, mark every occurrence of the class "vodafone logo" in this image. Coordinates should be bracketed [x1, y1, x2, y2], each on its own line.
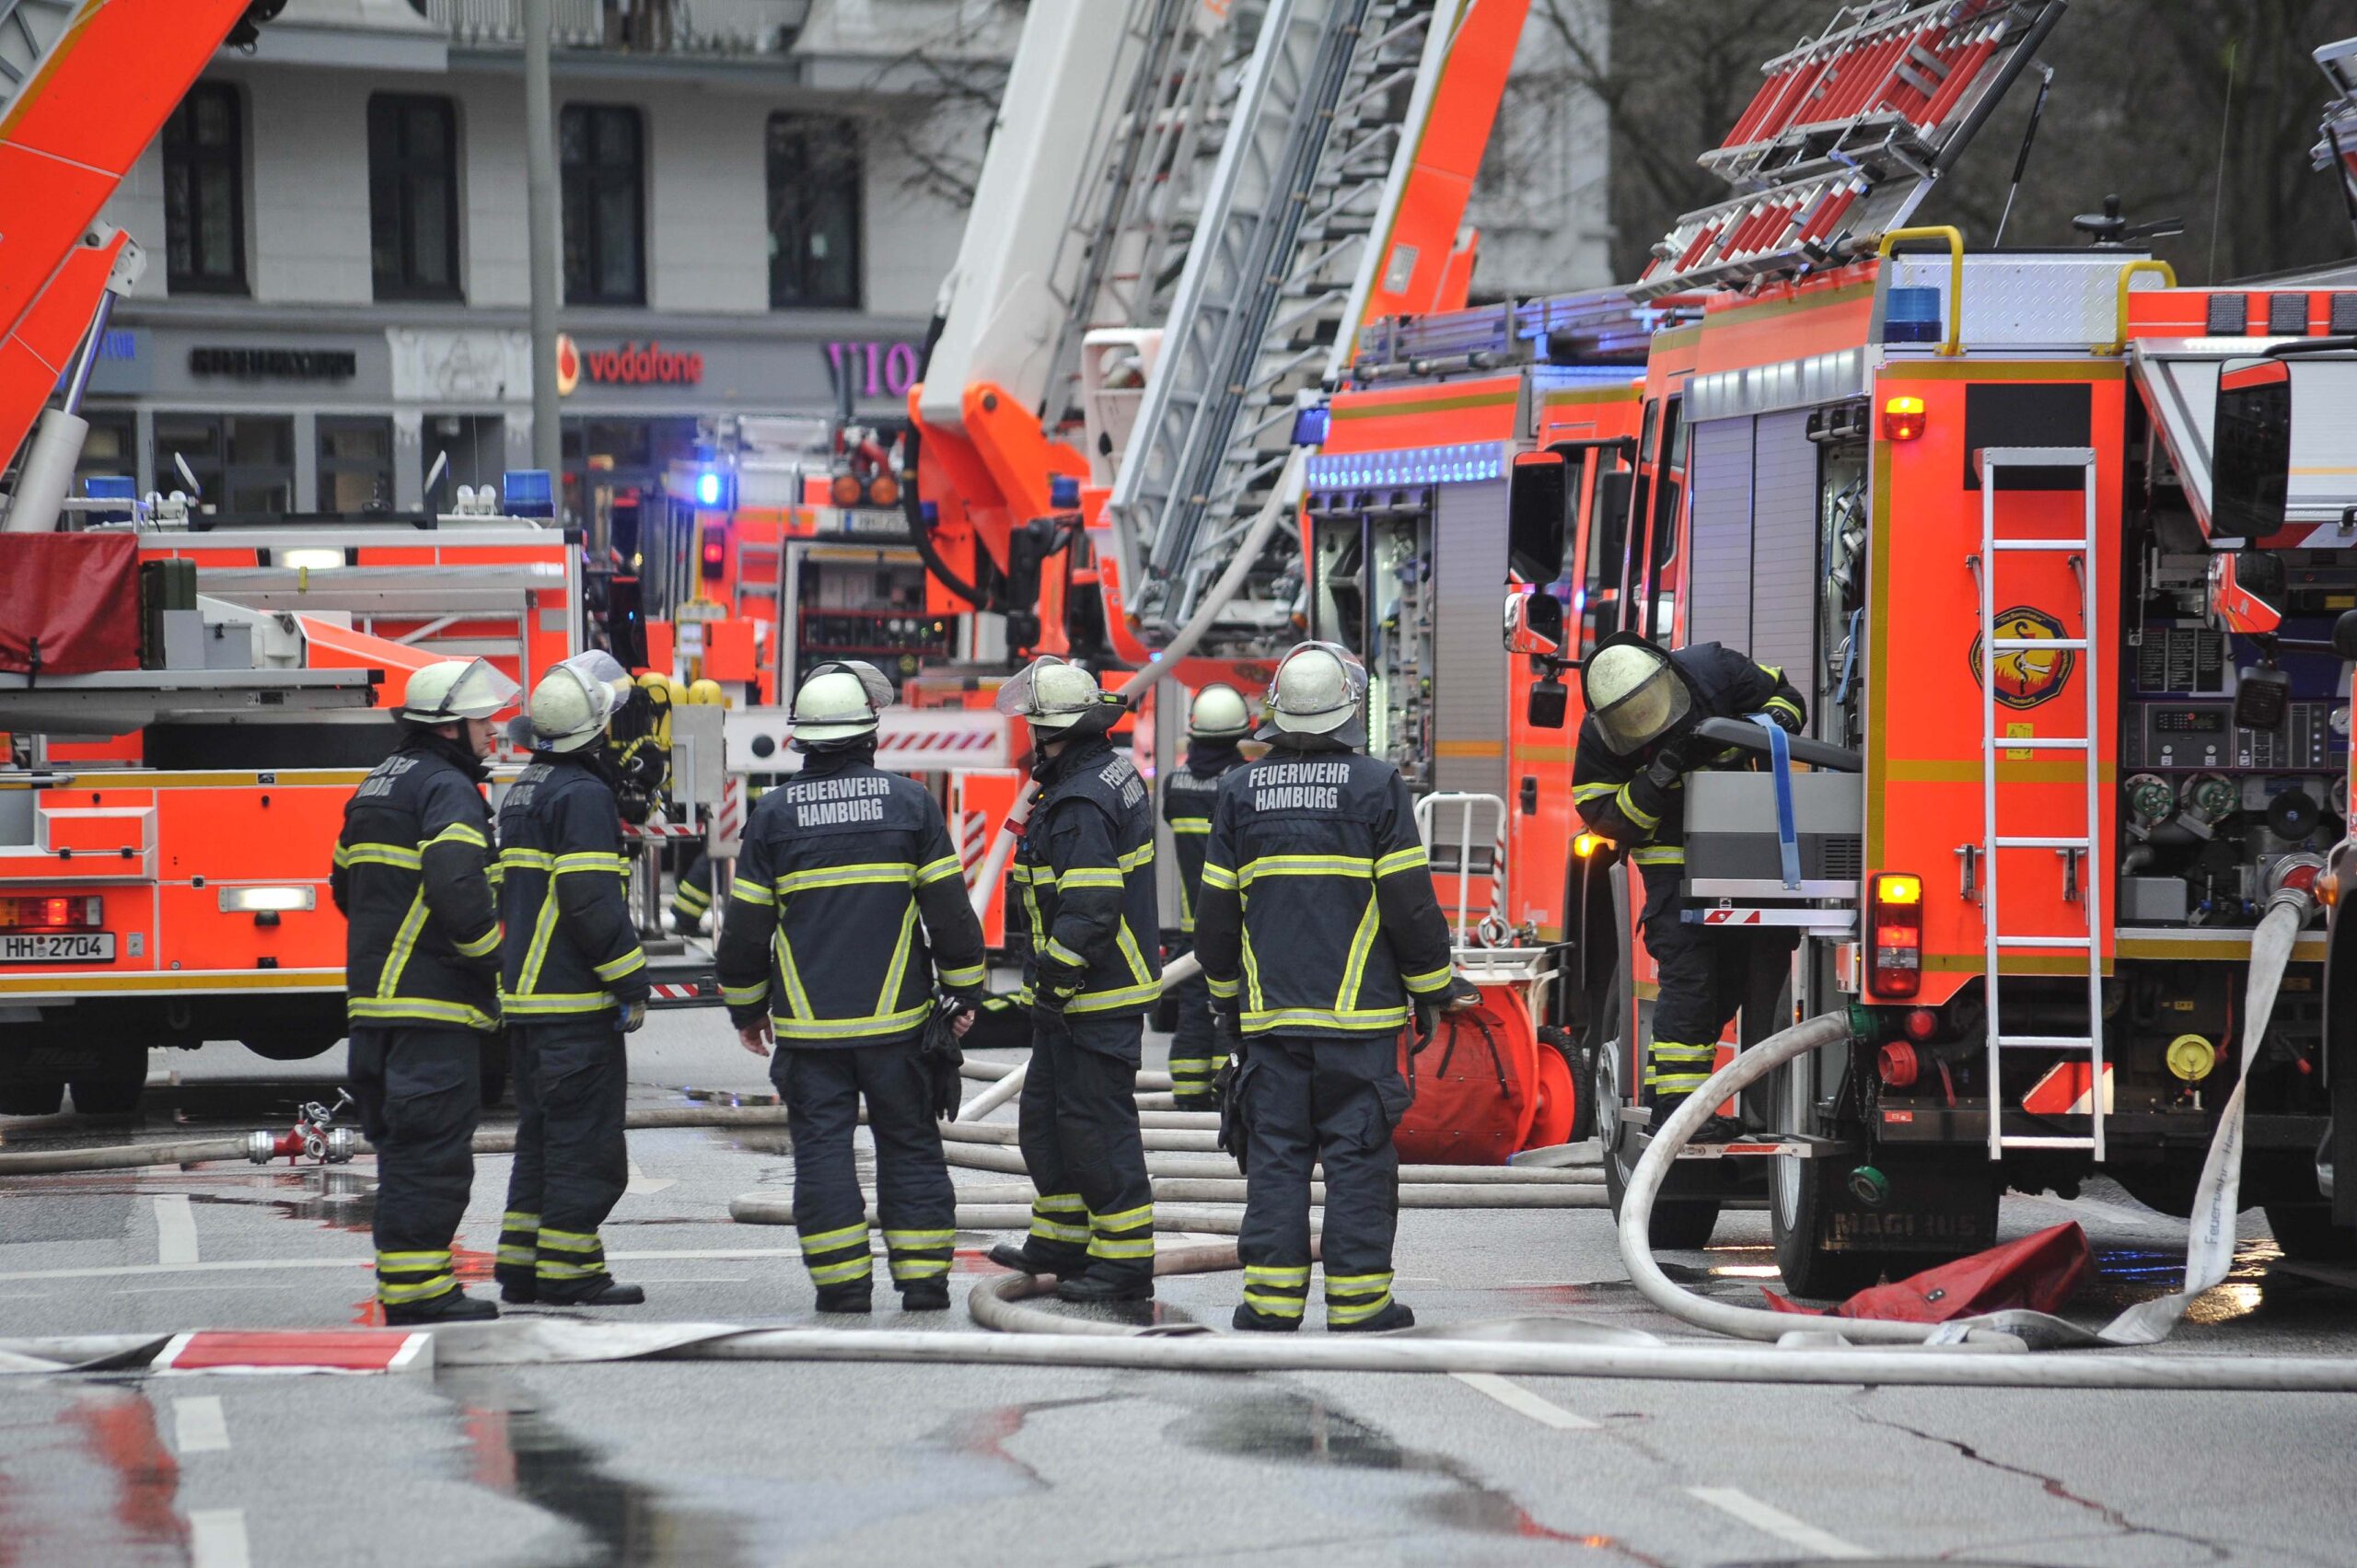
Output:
[554, 332, 582, 397]
[555, 334, 702, 395]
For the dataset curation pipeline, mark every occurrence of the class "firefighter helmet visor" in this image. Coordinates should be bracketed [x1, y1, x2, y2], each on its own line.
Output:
[996, 656, 1110, 733]
[1188, 683, 1251, 741]
[1583, 639, 1690, 754]
[791, 660, 895, 744]
[398, 657, 521, 726]
[508, 656, 633, 753]
[1265, 642, 1368, 737]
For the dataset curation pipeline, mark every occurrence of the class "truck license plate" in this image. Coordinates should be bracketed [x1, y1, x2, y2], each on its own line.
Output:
[0, 933, 116, 963]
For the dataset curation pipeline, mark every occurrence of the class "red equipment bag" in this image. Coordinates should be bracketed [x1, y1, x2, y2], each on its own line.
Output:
[0, 533, 141, 676]
[1763, 1220, 2093, 1321]
[1391, 998, 1581, 1164]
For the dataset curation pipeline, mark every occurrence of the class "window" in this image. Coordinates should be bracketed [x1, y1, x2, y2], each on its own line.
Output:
[561, 105, 644, 305]
[155, 413, 294, 514]
[767, 115, 862, 309]
[368, 95, 461, 300]
[318, 418, 397, 512]
[162, 82, 246, 294]
[75, 412, 138, 494]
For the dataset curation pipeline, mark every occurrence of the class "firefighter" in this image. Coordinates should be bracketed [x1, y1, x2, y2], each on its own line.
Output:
[717, 661, 989, 1312]
[669, 852, 715, 933]
[1193, 642, 1476, 1333]
[983, 656, 1164, 1304]
[1573, 633, 1805, 1126]
[1160, 683, 1252, 1109]
[333, 657, 516, 1325]
[493, 653, 654, 1308]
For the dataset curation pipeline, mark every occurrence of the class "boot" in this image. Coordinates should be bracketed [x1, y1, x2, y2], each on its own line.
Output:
[1056, 1269, 1154, 1305]
[534, 1275, 646, 1307]
[815, 1282, 874, 1314]
[1329, 1300, 1415, 1333]
[987, 1241, 1081, 1280]
[900, 1280, 952, 1312]
[384, 1287, 499, 1326]
[1231, 1303, 1299, 1332]
[1171, 1094, 1220, 1113]
[494, 1270, 538, 1306]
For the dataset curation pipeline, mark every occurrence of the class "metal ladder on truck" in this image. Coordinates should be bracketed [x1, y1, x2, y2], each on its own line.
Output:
[1976, 445, 2105, 1162]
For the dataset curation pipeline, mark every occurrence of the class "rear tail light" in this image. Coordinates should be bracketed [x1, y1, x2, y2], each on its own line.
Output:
[1868, 872, 1922, 998]
[0, 896, 102, 930]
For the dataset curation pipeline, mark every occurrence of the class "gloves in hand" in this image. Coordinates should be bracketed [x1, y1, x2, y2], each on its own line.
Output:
[1213, 1043, 1248, 1174]
[617, 1000, 647, 1034]
[919, 997, 970, 1121]
[1032, 989, 1074, 1043]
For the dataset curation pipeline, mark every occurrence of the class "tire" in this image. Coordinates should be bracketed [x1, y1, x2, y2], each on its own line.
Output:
[0, 1081, 65, 1117]
[1596, 979, 1720, 1249]
[241, 1036, 339, 1063]
[1533, 1027, 1592, 1146]
[68, 1068, 146, 1117]
[1771, 1156, 1885, 1300]
[2264, 1202, 2357, 1261]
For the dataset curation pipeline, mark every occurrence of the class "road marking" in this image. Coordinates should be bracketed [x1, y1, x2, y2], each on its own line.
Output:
[1687, 1488, 1868, 1559]
[0, 1247, 803, 1285]
[625, 1158, 677, 1195]
[173, 1396, 230, 1455]
[154, 1195, 200, 1265]
[188, 1508, 250, 1568]
[1452, 1372, 1596, 1429]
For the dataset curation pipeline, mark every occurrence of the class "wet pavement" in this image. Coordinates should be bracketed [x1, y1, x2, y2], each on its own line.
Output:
[2, 1020, 2355, 1566]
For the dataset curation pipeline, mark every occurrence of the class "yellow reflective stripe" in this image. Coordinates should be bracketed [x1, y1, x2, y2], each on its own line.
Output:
[501, 993, 616, 1013]
[1244, 1264, 1309, 1284]
[1058, 866, 1123, 889]
[884, 1229, 954, 1248]
[1205, 973, 1240, 1000]
[1630, 845, 1685, 865]
[517, 887, 561, 996]
[720, 981, 770, 1006]
[1571, 782, 1619, 802]
[876, 902, 920, 1015]
[1374, 846, 1428, 877]
[378, 890, 428, 1000]
[1241, 1005, 1411, 1032]
[1615, 784, 1659, 830]
[916, 854, 964, 887]
[1043, 937, 1088, 970]
[936, 962, 986, 989]
[1645, 1070, 1712, 1089]
[425, 821, 488, 852]
[807, 1257, 874, 1284]
[1399, 963, 1453, 995]
[1030, 1219, 1090, 1243]
[501, 847, 555, 869]
[1334, 891, 1381, 1015]
[376, 1249, 453, 1270]
[554, 852, 630, 875]
[775, 862, 918, 896]
[347, 996, 499, 1029]
[536, 1259, 609, 1280]
[1093, 1203, 1153, 1233]
[773, 1004, 933, 1040]
[730, 878, 774, 906]
[800, 1222, 868, 1252]
[1765, 694, 1802, 719]
[1118, 843, 1155, 871]
[1201, 862, 1238, 890]
[342, 842, 423, 869]
[1088, 1237, 1156, 1259]
[1006, 862, 1038, 884]
[1327, 1295, 1396, 1323]
[332, 842, 349, 868]
[496, 1246, 536, 1266]
[1064, 981, 1160, 1014]
[592, 947, 645, 981]
[774, 929, 814, 1019]
[453, 923, 503, 959]
[377, 1275, 458, 1304]
[540, 1227, 600, 1251]
[1033, 1193, 1086, 1213]
[672, 881, 713, 911]
[1324, 1271, 1393, 1292]
[1240, 931, 1264, 1013]
[1114, 919, 1153, 989]
[1239, 854, 1373, 884]
[1167, 819, 1212, 835]
[1245, 1292, 1308, 1316]
[1020, 873, 1044, 949]
[501, 1213, 540, 1230]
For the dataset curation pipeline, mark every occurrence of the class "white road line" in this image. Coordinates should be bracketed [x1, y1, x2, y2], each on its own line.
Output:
[1687, 1488, 1868, 1559]
[187, 1508, 251, 1568]
[154, 1195, 200, 1266]
[1451, 1372, 1597, 1430]
[173, 1396, 230, 1455]
[625, 1158, 677, 1196]
[0, 1247, 802, 1285]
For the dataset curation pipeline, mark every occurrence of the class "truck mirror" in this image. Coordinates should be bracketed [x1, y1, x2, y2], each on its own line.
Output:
[2213, 356, 2292, 540]
[1507, 451, 1569, 584]
[1502, 589, 1564, 656]
[1527, 673, 1568, 729]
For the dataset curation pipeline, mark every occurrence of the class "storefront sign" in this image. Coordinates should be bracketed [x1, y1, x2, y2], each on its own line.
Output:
[826, 340, 922, 400]
[577, 340, 702, 389]
[189, 346, 357, 381]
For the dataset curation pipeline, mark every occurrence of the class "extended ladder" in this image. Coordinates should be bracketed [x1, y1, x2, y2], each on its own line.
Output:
[1977, 446, 2104, 1161]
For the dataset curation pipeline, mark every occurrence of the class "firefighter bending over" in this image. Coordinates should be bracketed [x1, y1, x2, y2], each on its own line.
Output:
[1573, 634, 1805, 1126]
[1194, 643, 1476, 1332]
[1160, 683, 1253, 1109]
[333, 658, 516, 1324]
[986, 657, 1165, 1305]
[494, 653, 654, 1308]
[716, 661, 988, 1313]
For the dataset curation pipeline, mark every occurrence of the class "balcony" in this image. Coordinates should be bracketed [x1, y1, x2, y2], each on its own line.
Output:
[411, 0, 809, 56]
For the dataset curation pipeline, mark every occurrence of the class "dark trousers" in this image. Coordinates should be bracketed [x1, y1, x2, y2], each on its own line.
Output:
[1237, 1032, 1410, 1326]
[1017, 1014, 1155, 1282]
[498, 1018, 629, 1289]
[774, 1039, 956, 1294]
[1165, 933, 1225, 1105]
[1639, 861, 1796, 1106]
[350, 1025, 482, 1308]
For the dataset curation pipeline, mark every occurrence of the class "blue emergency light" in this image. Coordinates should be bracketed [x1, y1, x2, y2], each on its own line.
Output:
[1050, 474, 1081, 510]
[503, 469, 555, 518]
[697, 470, 723, 506]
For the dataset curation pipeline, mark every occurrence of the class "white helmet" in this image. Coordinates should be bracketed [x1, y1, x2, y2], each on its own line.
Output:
[399, 657, 520, 726]
[1188, 683, 1251, 741]
[510, 653, 633, 753]
[1583, 638, 1690, 755]
[791, 660, 894, 746]
[996, 655, 1109, 733]
[1266, 641, 1367, 738]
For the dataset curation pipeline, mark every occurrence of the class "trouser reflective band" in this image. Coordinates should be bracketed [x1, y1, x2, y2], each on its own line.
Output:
[1029, 1193, 1090, 1250]
[1242, 1262, 1308, 1318]
[885, 1227, 955, 1283]
[799, 1220, 874, 1286]
[1167, 1052, 1227, 1090]
[496, 1211, 540, 1274]
[376, 1249, 457, 1306]
[1325, 1270, 1395, 1324]
[536, 1225, 609, 1281]
[1088, 1202, 1155, 1262]
[1645, 1040, 1718, 1093]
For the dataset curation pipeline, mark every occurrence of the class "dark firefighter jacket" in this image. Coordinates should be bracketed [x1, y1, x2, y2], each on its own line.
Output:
[1160, 740, 1246, 935]
[1571, 642, 1805, 870]
[497, 752, 650, 1019]
[332, 729, 502, 1032]
[1014, 734, 1162, 1016]
[1193, 742, 1457, 1040]
[717, 749, 989, 1045]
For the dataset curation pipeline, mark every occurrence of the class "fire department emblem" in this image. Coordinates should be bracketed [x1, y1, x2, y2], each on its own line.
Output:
[1968, 605, 2075, 710]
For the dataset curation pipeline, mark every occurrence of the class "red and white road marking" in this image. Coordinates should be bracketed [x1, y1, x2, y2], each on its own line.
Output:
[157, 1330, 433, 1376]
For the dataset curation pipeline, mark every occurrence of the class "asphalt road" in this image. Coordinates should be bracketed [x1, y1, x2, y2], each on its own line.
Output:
[3, 1013, 2355, 1568]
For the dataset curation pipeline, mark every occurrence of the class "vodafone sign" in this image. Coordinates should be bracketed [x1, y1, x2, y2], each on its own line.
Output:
[554, 332, 703, 396]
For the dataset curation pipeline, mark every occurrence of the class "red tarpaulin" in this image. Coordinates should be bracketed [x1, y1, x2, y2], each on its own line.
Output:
[0, 533, 141, 675]
[1764, 1220, 2093, 1321]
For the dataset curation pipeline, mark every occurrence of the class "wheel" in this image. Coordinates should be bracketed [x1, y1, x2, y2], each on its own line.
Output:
[240, 1036, 338, 1063]
[1526, 1030, 1579, 1148]
[68, 1059, 146, 1117]
[1771, 1155, 1885, 1300]
[1596, 980, 1721, 1249]
[2264, 1202, 2357, 1261]
[0, 1081, 64, 1117]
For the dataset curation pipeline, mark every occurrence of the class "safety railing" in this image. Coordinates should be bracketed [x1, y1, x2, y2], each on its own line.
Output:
[1412, 791, 1507, 947]
[1876, 226, 1965, 357]
[414, 0, 802, 55]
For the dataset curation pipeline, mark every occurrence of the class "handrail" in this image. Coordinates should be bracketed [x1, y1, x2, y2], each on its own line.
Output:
[2096, 258, 2178, 357]
[1875, 226, 1966, 357]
